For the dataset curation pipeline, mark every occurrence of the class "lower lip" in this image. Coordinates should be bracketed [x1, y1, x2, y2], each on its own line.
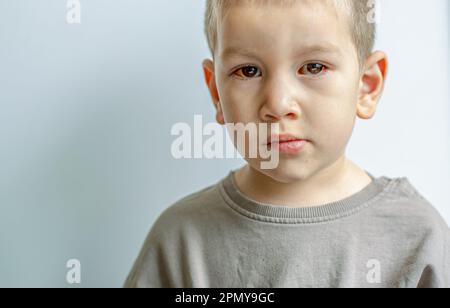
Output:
[268, 140, 308, 154]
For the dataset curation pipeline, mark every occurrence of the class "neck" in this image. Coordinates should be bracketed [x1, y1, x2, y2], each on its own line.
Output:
[234, 156, 372, 208]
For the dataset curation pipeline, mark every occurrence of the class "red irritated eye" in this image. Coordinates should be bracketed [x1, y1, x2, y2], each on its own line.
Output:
[299, 63, 327, 76]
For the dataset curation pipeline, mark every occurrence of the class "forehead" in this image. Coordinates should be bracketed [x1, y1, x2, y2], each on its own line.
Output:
[216, 0, 354, 60]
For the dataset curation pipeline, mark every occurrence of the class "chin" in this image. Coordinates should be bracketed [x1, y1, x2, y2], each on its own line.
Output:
[251, 160, 311, 184]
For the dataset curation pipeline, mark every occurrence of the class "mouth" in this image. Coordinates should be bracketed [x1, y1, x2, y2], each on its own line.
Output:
[264, 133, 308, 146]
[264, 134, 309, 155]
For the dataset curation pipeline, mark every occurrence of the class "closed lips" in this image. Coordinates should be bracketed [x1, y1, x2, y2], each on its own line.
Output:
[266, 134, 307, 145]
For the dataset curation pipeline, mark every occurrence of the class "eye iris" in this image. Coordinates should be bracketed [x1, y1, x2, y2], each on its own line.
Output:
[241, 66, 258, 78]
[306, 63, 324, 74]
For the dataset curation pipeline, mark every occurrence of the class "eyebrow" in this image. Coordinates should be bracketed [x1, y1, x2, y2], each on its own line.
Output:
[220, 43, 343, 60]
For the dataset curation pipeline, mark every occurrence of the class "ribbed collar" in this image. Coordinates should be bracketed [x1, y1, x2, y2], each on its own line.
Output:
[219, 169, 393, 224]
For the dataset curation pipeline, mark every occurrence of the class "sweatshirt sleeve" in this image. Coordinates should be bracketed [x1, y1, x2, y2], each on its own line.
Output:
[417, 223, 450, 288]
[123, 225, 170, 288]
[123, 209, 184, 288]
[444, 230, 450, 287]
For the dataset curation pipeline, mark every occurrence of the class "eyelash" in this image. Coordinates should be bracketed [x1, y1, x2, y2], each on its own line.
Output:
[231, 63, 329, 80]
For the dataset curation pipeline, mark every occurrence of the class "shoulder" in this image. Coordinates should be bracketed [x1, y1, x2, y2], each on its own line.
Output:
[159, 181, 222, 223]
[123, 180, 226, 288]
[148, 177, 228, 241]
[373, 175, 449, 239]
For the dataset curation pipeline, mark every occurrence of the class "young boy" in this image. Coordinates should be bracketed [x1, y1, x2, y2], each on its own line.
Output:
[125, 0, 450, 288]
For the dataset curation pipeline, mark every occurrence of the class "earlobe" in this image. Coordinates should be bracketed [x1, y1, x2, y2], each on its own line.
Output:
[202, 59, 225, 125]
[357, 96, 376, 120]
[357, 51, 389, 120]
[215, 108, 225, 125]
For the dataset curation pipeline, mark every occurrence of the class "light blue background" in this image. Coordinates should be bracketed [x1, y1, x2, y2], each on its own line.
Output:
[0, 0, 449, 287]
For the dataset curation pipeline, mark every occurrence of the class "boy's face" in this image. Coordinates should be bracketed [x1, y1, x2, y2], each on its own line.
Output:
[203, 1, 387, 183]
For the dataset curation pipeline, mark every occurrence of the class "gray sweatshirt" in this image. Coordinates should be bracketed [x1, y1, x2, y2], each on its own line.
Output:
[124, 170, 450, 288]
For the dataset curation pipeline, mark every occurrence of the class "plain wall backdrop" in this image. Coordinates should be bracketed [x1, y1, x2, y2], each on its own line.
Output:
[0, 0, 449, 287]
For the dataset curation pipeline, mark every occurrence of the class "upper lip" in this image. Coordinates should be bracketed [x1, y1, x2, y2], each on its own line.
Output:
[265, 134, 308, 145]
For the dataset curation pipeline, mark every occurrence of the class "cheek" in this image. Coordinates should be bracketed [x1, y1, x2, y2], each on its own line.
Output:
[219, 83, 260, 123]
[310, 86, 358, 148]
[316, 111, 355, 148]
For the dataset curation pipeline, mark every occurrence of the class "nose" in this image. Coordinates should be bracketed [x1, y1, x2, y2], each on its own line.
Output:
[259, 76, 301, 122]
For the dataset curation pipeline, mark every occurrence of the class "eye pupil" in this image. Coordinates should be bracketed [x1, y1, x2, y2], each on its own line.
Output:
[242, 66, 258, 78]
[306, 63, 324, 75]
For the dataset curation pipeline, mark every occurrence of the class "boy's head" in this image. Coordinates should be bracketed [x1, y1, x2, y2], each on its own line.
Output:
[205, 0, 376, 71]
[202, 0, 388, 183]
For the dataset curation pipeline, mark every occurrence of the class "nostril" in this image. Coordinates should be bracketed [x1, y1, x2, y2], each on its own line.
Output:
[287, 112, 298, 119]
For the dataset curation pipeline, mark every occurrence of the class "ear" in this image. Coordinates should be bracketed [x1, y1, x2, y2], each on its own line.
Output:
[357, 51, 389, 120]
[202, 59, 225, 125]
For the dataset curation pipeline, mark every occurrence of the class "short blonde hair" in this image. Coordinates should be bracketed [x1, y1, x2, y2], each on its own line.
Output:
[204, 0, 376, 69]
